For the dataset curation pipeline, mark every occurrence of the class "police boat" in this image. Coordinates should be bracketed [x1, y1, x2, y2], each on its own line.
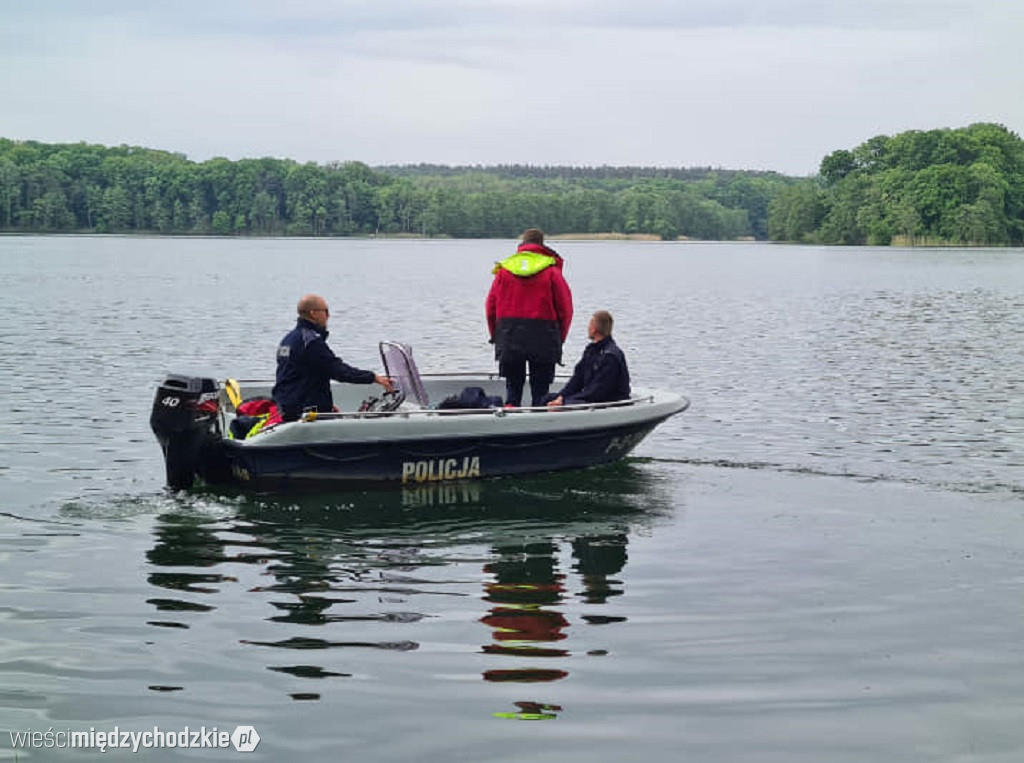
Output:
[150, 342, 689, 491]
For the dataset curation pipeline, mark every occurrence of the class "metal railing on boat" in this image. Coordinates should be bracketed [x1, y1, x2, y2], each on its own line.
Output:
[294, 394, 658, 421]
[221, 377, 659, 422]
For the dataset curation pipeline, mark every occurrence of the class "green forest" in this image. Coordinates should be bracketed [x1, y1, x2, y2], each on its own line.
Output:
[769, 122, 1024, 246]
[1, 122, 1022, 245]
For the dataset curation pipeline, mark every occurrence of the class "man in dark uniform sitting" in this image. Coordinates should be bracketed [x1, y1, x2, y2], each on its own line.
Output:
[272, 293, 393, 421]
[545, 310, 630, 408]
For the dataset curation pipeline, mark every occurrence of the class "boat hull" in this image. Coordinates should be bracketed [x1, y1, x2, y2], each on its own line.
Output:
[153, 369, 688, 492]
[223, 418, 666, 491]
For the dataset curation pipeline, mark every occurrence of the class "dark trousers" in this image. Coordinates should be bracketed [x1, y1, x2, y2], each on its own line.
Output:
[499, 355, 555, 407]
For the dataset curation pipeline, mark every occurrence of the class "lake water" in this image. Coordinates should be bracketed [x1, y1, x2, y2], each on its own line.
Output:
[1, 236, 1022, 762]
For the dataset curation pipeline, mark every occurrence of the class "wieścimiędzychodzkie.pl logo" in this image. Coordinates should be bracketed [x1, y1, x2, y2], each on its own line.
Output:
[8, 724, 261, 753]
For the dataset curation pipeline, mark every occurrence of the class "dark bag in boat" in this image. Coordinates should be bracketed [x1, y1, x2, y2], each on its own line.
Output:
[230, 415, 263, 440]
[437, 386, 503, 410]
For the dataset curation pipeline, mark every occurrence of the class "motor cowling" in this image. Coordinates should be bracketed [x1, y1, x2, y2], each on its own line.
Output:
[150, 375, 221, 490]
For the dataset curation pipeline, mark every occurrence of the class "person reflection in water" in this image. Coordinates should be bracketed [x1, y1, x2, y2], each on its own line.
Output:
[479, 531, 631, 686]
[572, 533, 629, 609]
[480, 530, 632, 722]
[480, 540, 570, 684]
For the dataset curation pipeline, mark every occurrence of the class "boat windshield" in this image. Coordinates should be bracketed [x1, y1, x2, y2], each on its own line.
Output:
[379, 341, 430, 407]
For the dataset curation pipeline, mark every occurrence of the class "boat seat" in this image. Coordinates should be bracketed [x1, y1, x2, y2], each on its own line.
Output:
[379, 341, 430, 408]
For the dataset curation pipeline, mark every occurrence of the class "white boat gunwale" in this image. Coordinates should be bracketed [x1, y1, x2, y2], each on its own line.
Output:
[221, 381, 686, 449]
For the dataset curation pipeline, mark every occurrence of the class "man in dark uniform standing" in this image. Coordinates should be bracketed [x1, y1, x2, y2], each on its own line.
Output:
[272, 293, 393, 421]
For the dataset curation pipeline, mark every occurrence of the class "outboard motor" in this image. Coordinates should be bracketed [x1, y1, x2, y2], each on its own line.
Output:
[150, 375, 223, 490]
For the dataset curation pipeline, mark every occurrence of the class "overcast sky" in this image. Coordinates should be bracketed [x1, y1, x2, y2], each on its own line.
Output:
[2, 0, 1021, 176]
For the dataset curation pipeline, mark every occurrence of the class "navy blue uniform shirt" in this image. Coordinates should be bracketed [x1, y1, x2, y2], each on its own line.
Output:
[557, 336, 631, 405]
[272, 318, 375, 420]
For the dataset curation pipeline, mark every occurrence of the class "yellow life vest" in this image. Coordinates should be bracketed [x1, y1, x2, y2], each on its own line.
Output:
[492, 251, 556, 277]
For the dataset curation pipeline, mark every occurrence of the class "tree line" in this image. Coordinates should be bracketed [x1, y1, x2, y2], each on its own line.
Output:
[768, 122, 1024, 246]
[2, 122, 1022, 245]
[0, 138, 790, 240]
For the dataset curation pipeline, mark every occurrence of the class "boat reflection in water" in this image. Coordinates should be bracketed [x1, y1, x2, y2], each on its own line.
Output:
[143, 463, 673, 712]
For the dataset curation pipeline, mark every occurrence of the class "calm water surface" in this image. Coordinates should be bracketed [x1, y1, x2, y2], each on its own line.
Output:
[1, 236, 1022, 761]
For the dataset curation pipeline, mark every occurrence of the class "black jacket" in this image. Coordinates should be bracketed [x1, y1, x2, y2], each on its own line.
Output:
[558, 336, 631, 405]
[272, 319, 375, 420]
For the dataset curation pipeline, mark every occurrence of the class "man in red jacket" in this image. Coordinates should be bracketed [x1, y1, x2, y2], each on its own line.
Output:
[486, 228, 573, 406]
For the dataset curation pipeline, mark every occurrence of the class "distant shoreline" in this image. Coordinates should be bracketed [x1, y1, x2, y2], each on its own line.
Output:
[0, 231, 1015, 247]
[0, 230, 758, 243]
[0, 230, 712, 241]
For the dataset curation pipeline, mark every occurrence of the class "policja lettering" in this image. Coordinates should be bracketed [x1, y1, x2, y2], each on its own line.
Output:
[401, 456, 480, 483]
